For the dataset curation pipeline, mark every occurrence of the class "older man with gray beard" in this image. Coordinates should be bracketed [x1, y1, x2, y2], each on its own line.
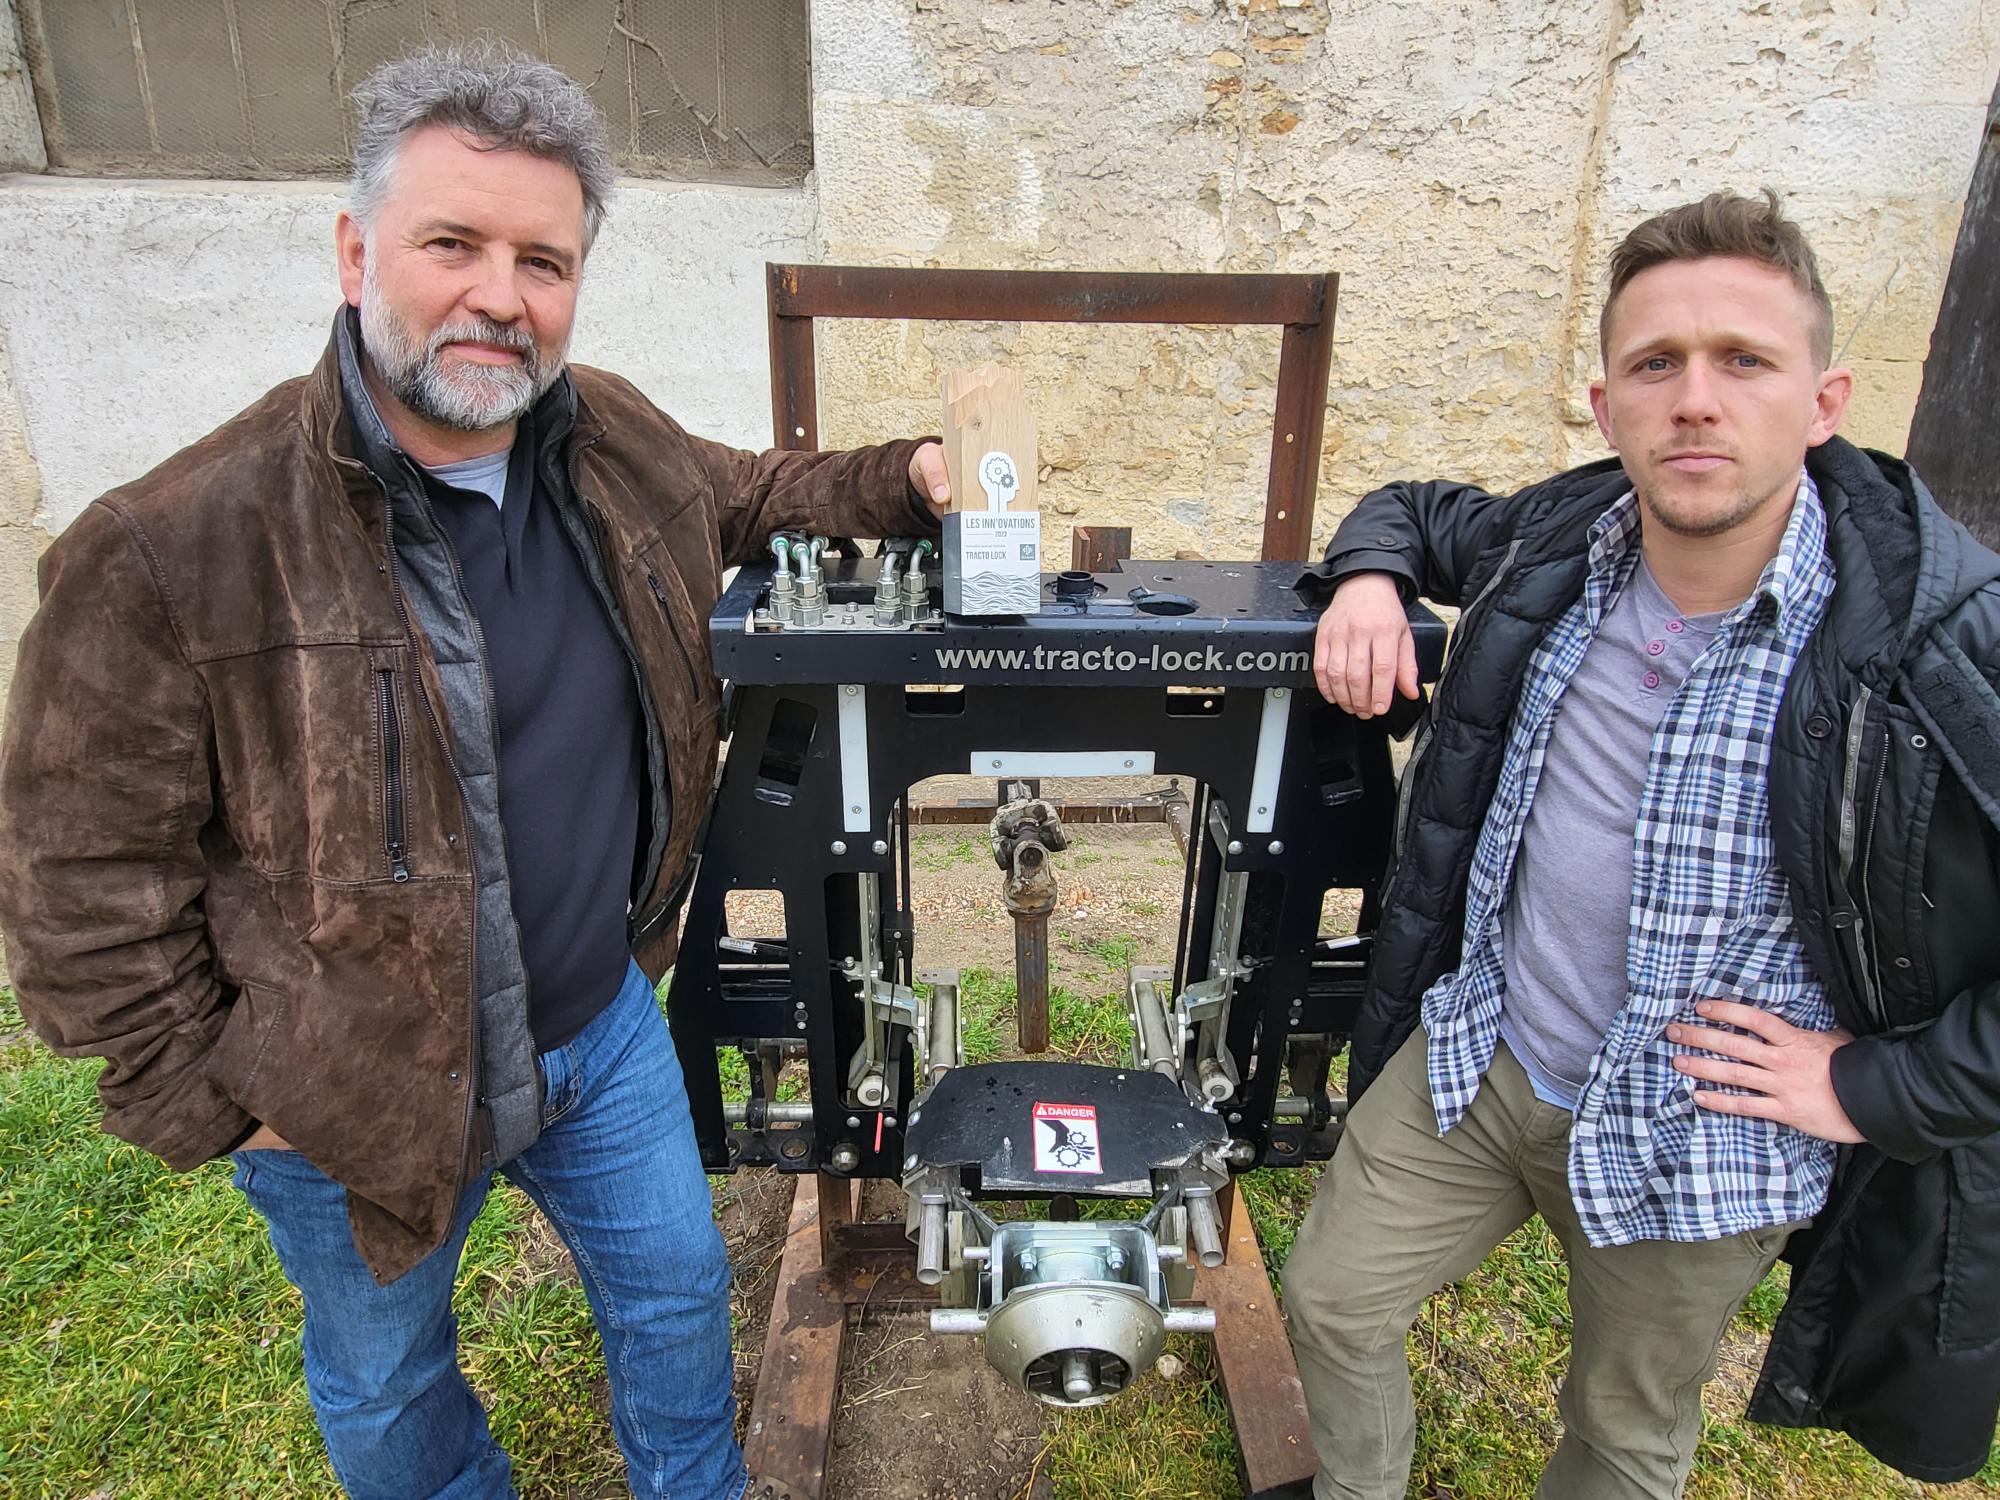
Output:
[0, 43, 949, 1500]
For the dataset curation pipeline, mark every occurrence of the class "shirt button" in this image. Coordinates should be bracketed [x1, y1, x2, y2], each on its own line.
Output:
[1643, 670, 1660, 690]
[1646, 639, 1666, 657]
[1667, 619, 1685, 634]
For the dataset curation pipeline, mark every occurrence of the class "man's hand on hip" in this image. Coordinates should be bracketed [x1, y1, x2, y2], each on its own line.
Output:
[1668, 1000, 1866, 1144]
[1314, 572, 1419, 718]
[909, 442, 952, 511]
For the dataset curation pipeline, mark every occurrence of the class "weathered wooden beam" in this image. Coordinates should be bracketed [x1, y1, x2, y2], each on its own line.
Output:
[1196, 1189, 1319, 1499]
[1907, 79, 2000, 543]
[743, 1177, 850, 1500]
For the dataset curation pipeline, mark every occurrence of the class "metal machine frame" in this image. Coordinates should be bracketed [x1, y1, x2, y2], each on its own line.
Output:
[666, 267, 1436, 1500]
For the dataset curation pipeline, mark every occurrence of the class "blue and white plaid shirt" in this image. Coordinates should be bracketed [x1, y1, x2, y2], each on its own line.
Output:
[1421, 476, 1839, 1247]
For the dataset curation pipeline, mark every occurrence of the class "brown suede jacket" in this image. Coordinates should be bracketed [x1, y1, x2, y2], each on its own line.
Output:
[0, 329, 934, 1281]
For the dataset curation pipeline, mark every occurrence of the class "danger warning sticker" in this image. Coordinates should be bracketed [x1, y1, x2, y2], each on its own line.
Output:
[1031, 1102, 1102, 1174]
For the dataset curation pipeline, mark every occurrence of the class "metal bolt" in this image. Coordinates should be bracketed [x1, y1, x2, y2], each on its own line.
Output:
[831, 840, 848, 855]
[796, 1021, 808, 1032]
[829, 1143, 860, 1172]
[1268, 840, 1285, 855]
[1018, 1250, 1039, 1273]
[1104, 1246, 1126, 1272]
[905, 1153, 919, 1170]
[1227, 1112, 1243, 1124]
[991, 758, 1003, 769]
[847, 1116, 862, 1128]
[1273, 688, 1288, 700]
[844, 685, 859, 697]
[1227, 839, 1243, 855]
[1255, 805, 1269, 816]
[872, 839, 888, 854]
[1123, 759, 1134, 768]
[850, 804, 864, 816]
[883, 1116, 897, 1129]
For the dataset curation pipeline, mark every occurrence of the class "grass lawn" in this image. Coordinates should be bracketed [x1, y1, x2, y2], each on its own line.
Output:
[3, 960, 1995, 1498]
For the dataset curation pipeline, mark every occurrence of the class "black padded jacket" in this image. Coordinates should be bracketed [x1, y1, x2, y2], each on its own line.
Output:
[1299, 436, 2000, 1481]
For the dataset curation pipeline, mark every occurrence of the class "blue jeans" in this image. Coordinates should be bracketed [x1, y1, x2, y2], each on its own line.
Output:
[233, 961, 748, 1500]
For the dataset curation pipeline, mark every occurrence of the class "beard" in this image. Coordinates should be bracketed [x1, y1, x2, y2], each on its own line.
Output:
[358, 260, 564, 432]
[1637, 480, 1768, 539]
[1635, 449, 1791, 540]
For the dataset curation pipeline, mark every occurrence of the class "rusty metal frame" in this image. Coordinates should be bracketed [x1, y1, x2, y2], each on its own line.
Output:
[766, 264, 1341, 561]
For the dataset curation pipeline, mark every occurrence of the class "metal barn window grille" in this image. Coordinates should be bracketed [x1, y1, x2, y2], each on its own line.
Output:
[16, 1, 811, 184]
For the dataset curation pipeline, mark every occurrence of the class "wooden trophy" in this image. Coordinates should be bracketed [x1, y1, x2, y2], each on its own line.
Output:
[940, 364, 1041, 616]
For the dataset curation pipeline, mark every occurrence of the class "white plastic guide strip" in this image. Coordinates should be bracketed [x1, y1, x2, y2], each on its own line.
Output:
[838, 684, 871, 833]
[971, 751, 1157, 777]
[1245, 687, 1290, 835]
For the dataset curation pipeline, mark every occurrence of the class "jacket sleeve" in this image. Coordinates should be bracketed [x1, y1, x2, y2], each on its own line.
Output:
[0, 502, 250, 1169]
[1830, 989, 2000, 1161]
[1296, 480, 1519, 609]
[679, 424, 944, 569]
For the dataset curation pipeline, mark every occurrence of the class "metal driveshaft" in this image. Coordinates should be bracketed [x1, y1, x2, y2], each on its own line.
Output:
[991, 798, 1068, 1052]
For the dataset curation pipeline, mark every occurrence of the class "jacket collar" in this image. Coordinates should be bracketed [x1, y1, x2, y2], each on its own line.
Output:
[1806, 436, 2000, 683]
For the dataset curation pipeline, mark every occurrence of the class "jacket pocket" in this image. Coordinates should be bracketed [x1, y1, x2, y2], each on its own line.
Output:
[1939, 1142, 2000, 1354]
[206, 980, 291, 1107]
[375, 665, 412, 883]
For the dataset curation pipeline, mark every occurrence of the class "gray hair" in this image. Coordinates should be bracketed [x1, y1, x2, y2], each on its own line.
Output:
[349, 41, 615, 252]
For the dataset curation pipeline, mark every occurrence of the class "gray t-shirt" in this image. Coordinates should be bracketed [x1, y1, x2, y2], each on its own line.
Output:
[425, 446, 512, 509]
[1498, 557, 1725, 1108]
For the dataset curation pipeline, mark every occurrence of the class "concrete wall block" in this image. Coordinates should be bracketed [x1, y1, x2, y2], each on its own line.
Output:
[0, 178, 810, 535]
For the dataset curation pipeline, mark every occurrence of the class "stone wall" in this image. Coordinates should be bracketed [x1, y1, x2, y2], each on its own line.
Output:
[809, 0, 2000, 560]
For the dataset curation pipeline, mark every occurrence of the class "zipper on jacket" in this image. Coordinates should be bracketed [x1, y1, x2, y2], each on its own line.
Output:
[1837, 684, 1873, 881]
[376, 485, 482, 1189]
[646, 566, 705, 702]
[1835, 684, 1888, 1028]
[1850, 726, 1891, 1025]
[1388, 538, 1522, 866]
[1392, 723, 1434, 861]
[376, 667, 411, 883]
[1462, 538, 1525, 626]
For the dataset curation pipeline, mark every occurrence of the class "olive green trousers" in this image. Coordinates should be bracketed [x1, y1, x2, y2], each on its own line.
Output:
[1280, 1029, 1794, 1500]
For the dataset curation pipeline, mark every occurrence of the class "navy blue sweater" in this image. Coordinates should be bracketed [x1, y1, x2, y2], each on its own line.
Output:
[420, 420, 643, 1051]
